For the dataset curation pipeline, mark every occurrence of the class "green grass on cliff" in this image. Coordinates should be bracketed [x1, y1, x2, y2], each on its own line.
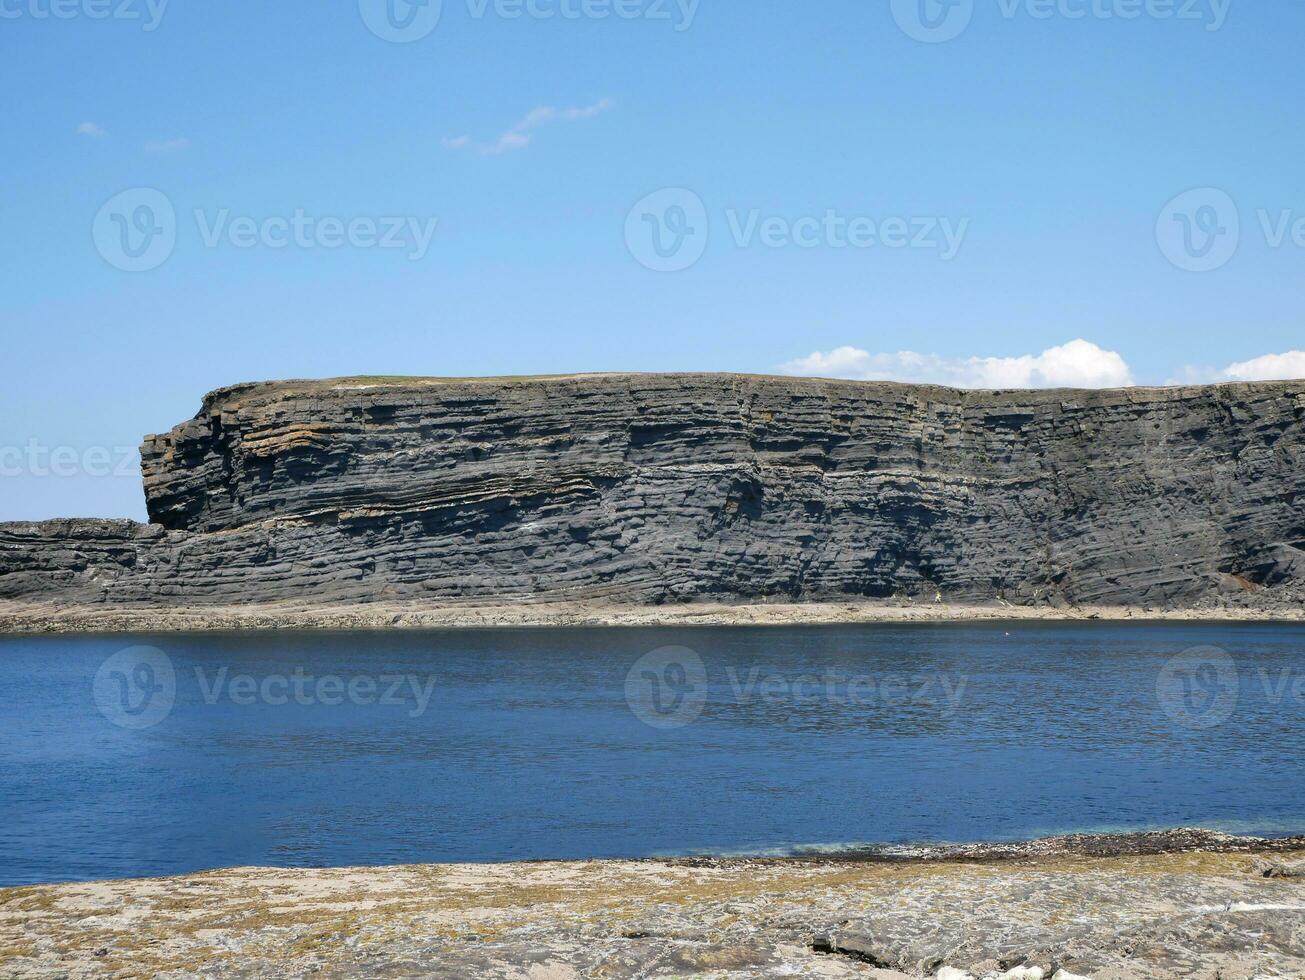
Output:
[327, 373, 630, 385]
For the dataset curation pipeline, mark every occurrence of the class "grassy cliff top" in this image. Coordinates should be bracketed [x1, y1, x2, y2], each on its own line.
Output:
[193, 371, 1303, 417]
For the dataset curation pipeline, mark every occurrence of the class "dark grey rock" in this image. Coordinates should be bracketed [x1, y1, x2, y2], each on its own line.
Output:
[3, 373, 1304, 609]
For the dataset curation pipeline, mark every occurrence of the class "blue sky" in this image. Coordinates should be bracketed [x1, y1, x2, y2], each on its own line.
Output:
[3, 0, 1304, 520]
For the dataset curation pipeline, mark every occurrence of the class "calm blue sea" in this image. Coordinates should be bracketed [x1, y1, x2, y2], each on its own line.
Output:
[2, 621, 1304, 886]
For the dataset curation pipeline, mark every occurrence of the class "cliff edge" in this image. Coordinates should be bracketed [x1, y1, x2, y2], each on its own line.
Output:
[2, 373, 1303, 614]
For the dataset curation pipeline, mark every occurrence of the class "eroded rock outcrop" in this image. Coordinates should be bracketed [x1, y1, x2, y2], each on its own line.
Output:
[7, 840, 1305, 978]
[2, 373, 1304, 608]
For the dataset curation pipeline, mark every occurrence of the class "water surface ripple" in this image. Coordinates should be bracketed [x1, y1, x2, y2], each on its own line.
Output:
[2, 622, 1303, 886]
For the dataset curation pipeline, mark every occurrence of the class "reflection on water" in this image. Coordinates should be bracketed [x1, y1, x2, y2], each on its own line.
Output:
[1, 621, 1304, 886]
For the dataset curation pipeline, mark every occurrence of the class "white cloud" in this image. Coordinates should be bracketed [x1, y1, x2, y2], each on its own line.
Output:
[1222, 351, 1305, 382]
[1178, 350, 1305, 384]
[144, 137, 191, 153]
[445, 97, 614, 155]
[780, 339, 1135, 390]
[76, 122, 105, 137]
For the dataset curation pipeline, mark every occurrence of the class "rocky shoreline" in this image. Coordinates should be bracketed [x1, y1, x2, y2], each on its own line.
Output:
[4, 830, 1305, 978]
[2, 597, 1304, 635]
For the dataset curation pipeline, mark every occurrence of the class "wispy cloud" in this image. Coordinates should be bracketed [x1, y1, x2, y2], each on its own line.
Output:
[1176, 350, 1305, 384]
[76, 122, 106, 138]
[780, 339, 1135, 390]
[444, 97, 614, 155]
[144, 137, 191, 153]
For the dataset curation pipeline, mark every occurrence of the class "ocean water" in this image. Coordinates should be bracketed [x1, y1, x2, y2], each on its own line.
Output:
[2, 621, 1304, 886]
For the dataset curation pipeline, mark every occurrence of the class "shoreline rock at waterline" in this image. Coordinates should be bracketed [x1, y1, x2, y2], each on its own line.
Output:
[4, 830, 1305, 978]
[2, 596, 1304, 635]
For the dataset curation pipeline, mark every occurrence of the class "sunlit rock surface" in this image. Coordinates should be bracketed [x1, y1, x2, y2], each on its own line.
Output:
[4, 833, 1305, 978]
[3, 374, 1304, 609]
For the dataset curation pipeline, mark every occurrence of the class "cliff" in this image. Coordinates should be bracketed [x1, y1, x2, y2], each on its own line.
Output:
[2, 373, 1304, 611]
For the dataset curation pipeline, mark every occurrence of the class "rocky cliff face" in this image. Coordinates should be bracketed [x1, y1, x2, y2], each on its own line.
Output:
[2, 373, 1304, 608]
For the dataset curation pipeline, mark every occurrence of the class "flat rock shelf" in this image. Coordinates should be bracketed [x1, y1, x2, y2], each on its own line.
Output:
[3, 598, 1304, 634]
[4, 833, 1305, 979]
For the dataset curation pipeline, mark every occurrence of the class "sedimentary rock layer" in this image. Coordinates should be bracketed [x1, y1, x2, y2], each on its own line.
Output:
[2, 373, 1304, 608]
[5, 834, 1305, 978]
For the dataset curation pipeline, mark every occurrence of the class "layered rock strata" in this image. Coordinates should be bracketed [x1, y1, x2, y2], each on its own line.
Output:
[2, 374, 1303, 609]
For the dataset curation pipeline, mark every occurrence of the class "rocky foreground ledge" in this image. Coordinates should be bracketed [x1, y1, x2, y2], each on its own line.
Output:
[4, 832, 1305, 979]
